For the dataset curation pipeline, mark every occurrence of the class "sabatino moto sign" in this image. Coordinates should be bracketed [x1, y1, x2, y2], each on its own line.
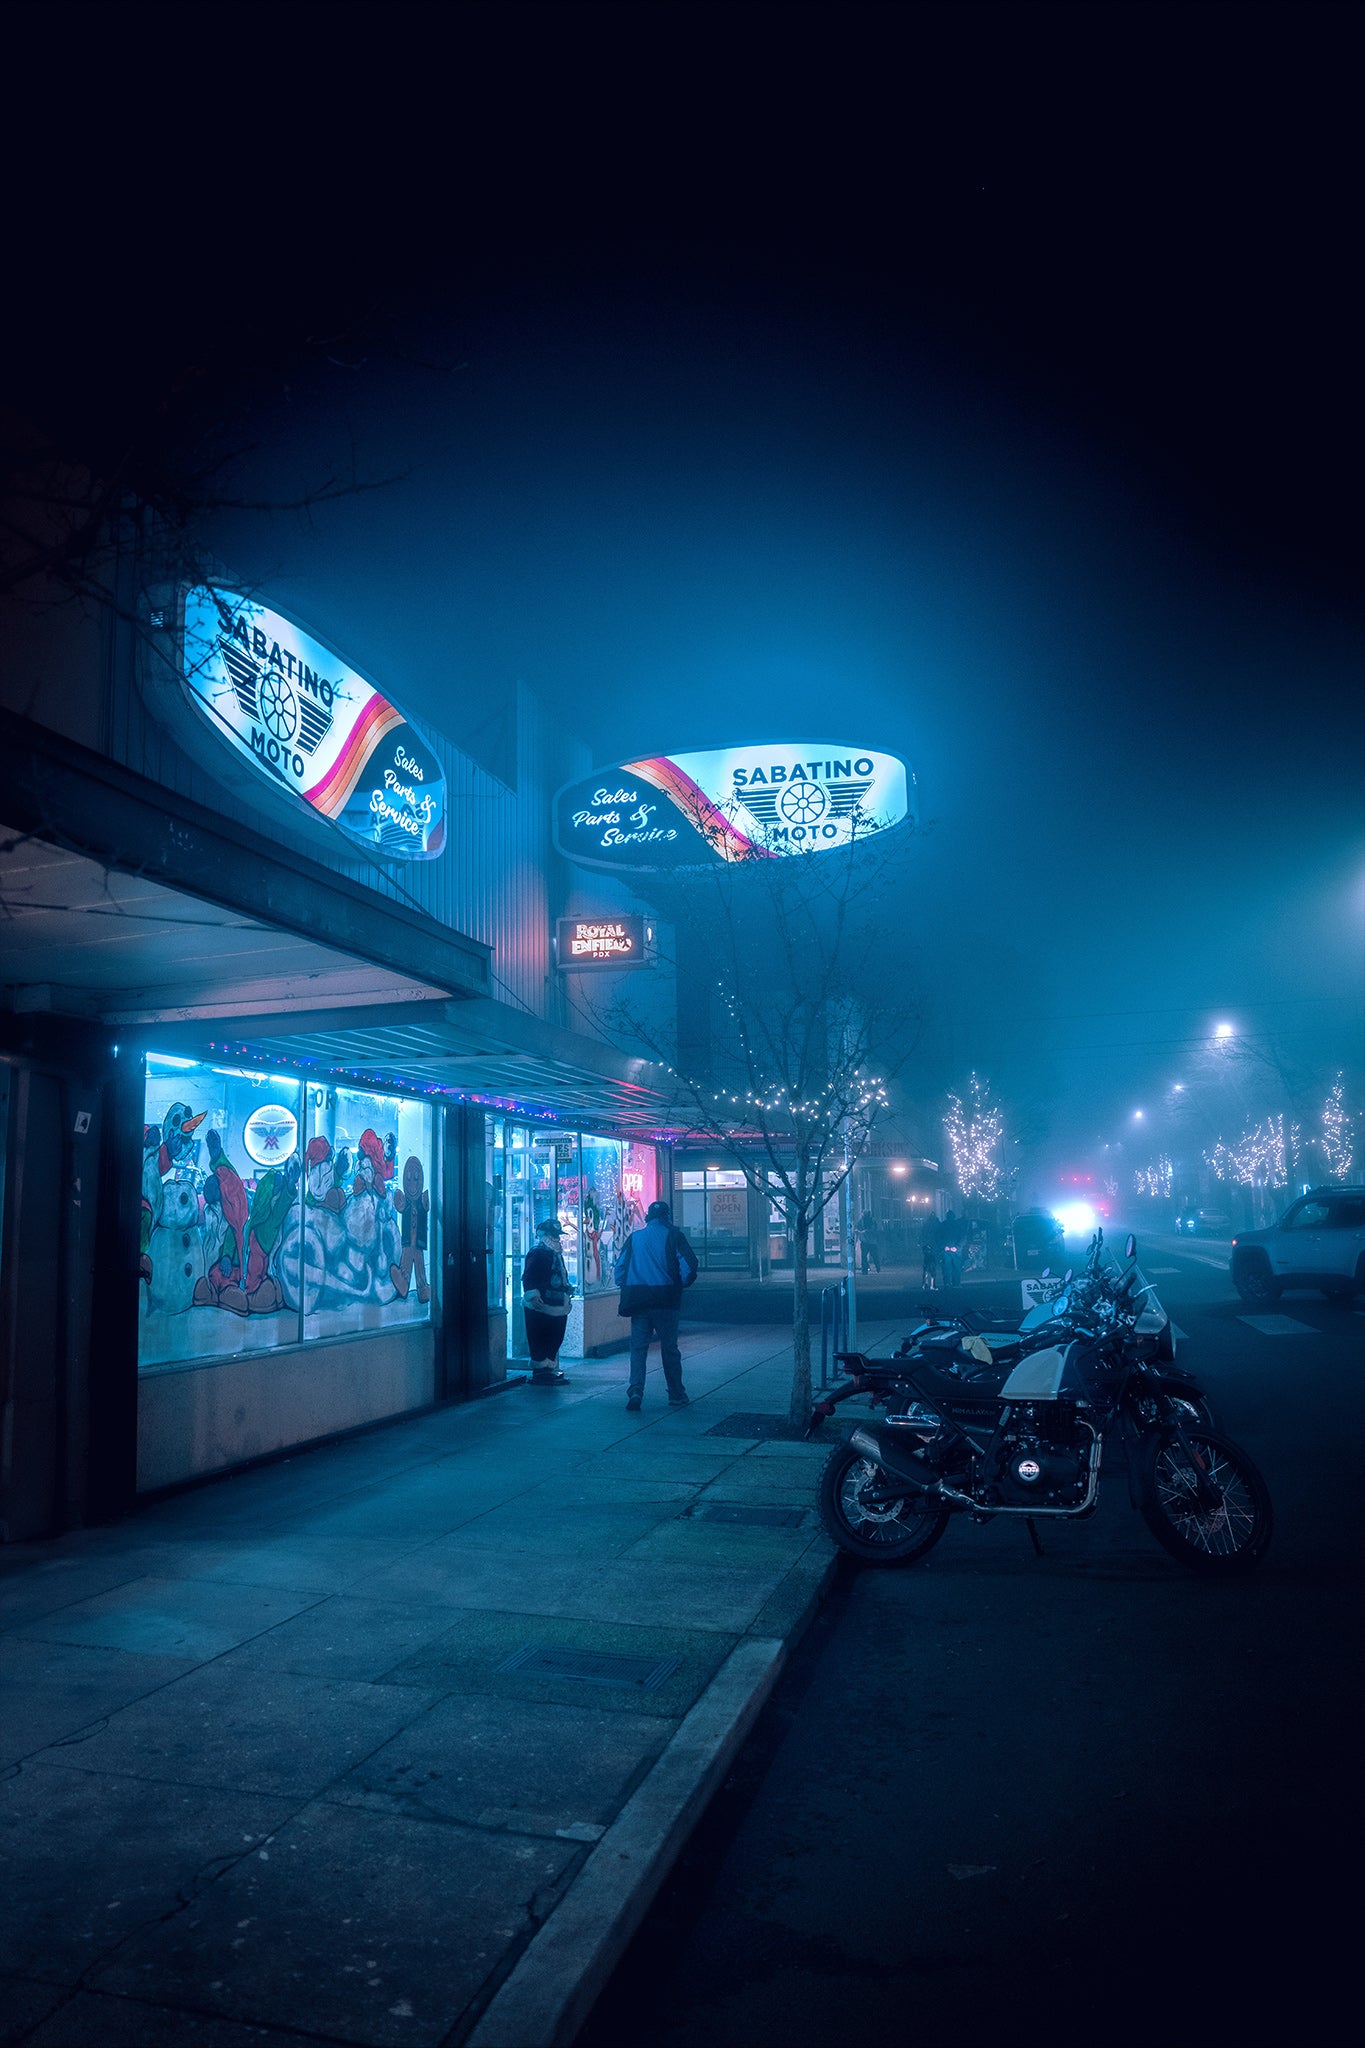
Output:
[175, 588, 447, 861]
[554, 744, 911, 873]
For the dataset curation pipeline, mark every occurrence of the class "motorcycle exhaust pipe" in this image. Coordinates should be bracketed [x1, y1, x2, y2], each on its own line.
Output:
[850, 1426, 942, 1494]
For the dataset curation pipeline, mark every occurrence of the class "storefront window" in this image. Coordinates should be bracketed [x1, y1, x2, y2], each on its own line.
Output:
[485, 1117, 507, 1309]
[140, 1056, 304, 1370]
[139, 1056, 434, 1373]
[301, 1084, 434, 1342]
[675, 1165, 750, 1271]
[579, 1134, 621, 1293]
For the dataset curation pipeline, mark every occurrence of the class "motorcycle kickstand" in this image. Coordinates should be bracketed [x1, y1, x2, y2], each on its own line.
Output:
[1026, 1518, 1044, 1557]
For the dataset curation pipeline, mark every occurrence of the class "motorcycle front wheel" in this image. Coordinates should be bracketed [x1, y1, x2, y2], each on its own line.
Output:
[817, 1444, 950, 1566]
[1138, 1427, 1273, 1575]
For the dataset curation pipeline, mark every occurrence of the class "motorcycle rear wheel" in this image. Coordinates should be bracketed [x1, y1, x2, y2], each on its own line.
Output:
[1138, 1427, 1273, 1575]
[817, 1444, 950, 1565]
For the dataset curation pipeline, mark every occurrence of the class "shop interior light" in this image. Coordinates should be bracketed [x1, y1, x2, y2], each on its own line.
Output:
[147, 1052, 199, 1070]
[890, 1162, 908, 1174]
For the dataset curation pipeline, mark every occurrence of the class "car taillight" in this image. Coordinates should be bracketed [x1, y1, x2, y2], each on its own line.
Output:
[1231, 1237, 1238, 1246]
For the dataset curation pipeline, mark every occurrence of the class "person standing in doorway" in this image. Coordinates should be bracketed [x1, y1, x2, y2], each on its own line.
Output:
[521, 1217, 573, 1385]
[614, 1199, 698, 1410]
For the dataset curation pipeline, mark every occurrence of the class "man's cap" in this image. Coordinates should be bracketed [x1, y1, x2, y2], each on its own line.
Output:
[646, 1200, 671, 1222]
[538, 1217, 564, 1236]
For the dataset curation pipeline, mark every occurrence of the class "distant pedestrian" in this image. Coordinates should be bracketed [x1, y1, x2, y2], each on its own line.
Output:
[938, 1209, 965, 1288]
[856, 1208, 881, 1274]
[920, 1224, 938, 1289]
[521, 1217, 573, 1385]
[614, 1199, 699, 1410]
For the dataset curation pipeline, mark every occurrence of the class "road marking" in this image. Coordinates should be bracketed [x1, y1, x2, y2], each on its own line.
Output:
[1178, 1252, 1227, 1269]
[1238, 1314, 1320, 1337]
[1149, 1266, 1179, 1274]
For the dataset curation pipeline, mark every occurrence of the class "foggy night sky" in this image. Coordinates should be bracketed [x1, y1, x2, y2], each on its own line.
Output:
[6, 0, 1361, 1176]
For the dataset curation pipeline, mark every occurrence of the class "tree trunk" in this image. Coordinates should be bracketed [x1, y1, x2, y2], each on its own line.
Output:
[789, 1219, 812, 1428]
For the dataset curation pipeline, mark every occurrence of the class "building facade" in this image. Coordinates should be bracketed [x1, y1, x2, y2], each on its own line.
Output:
[0, 565, 674, 1539]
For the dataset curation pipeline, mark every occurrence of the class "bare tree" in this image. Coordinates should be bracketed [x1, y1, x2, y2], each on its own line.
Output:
[600, 810, 922, 1427]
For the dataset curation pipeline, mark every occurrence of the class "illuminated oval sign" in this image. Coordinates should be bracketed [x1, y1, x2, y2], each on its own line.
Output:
[554, 744, 911, 871]
[177, 587, 446, 861]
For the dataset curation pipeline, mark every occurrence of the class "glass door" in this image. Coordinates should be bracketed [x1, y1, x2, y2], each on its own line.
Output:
[503, 1125, 581, 1359]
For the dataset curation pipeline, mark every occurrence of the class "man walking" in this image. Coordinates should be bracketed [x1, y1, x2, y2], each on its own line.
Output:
[614, 1199, 698, 1410]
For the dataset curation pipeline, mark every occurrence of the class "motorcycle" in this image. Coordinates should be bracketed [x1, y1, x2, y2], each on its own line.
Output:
[807, 1232, 1214, 1433]
[816, 1235, 1271, 1576]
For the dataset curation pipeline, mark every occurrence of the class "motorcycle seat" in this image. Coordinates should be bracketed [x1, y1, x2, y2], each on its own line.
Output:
[899, 1358, 1000, 1409]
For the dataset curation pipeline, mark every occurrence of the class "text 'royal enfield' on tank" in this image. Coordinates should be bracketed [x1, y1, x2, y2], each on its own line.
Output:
[814, 1233, 1272, 1576]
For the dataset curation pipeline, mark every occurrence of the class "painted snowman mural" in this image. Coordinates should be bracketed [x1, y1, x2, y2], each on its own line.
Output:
[147, 1177, 207, 1315]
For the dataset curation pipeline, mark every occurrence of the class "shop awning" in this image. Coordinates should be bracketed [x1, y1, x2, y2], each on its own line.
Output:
[145, 996, 681, 1136]
[0, 709, 490, 1010]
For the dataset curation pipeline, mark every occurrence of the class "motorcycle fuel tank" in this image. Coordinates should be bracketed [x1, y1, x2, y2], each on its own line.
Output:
[998, 1344, 1077, 1402]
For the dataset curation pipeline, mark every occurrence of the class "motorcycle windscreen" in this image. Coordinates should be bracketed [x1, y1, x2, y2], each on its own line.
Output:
[998, 1345, 1074, 1401]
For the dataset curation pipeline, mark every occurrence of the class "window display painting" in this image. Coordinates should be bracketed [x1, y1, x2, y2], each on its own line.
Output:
[579, 1135, 655, 1293]
[299, 1087, 434, 1342]
[140, 1062, 303, 1368]
[139, 1060, 434, 1372]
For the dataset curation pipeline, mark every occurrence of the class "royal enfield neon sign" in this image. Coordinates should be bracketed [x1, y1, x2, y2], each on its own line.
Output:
[177, 588, 446, 861]
[554, 744, 911, 872]
[555, 914, 651, 969]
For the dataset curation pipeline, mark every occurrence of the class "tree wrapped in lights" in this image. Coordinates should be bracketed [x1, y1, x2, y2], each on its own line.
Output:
[1321, 1073, 1355, 1180]
[1133, 1154, 1174, 1200]
[595, 803, 919, 1427]
[1205, 1113, 1297, 1219]
[943, 1073, 1016, 1207]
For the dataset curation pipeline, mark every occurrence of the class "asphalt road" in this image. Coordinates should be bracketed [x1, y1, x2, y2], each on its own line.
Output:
[578, 1240, 1365, 2048]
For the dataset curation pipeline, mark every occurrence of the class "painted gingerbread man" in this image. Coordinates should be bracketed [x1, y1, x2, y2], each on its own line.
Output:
[389, 1155, 431, 1303]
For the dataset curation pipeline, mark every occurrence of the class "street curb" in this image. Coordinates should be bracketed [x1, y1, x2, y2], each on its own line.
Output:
[464, 1583, 829, 2048]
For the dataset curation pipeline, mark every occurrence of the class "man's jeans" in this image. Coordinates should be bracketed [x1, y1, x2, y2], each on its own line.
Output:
[941, 1249, 963, 1287]
[629, 1307, 683, 1397]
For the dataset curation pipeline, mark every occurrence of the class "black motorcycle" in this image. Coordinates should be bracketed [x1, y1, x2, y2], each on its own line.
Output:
[816, 1247, 1271, 1576]
[808, 1236, 1214, 1434]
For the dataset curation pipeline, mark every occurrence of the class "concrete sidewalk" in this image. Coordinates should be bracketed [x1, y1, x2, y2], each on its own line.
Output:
[0, 1322, 883, 2048]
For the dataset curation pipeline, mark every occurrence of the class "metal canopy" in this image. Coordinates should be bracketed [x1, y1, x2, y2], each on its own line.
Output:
[0, 831, 452, 1023]
[151, 997, 682, 1137]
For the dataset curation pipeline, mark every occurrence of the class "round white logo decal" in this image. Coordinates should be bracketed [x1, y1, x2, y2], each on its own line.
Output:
[243, 1104, 299, 1165]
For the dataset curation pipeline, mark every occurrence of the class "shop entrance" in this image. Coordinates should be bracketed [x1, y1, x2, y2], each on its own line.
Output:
[675, 1169, 751, 1271]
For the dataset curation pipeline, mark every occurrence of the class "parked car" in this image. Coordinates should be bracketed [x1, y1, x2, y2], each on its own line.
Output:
[1230, 1187, 1365, 1303]
[1174, 1206, 1233, 1236]
[1011, 1208, 1065, 1269]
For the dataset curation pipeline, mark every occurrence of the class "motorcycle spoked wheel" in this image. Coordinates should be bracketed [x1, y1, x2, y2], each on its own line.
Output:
[817, 1444, 950, 1565]
[1138, 1427, 1273, 1575]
